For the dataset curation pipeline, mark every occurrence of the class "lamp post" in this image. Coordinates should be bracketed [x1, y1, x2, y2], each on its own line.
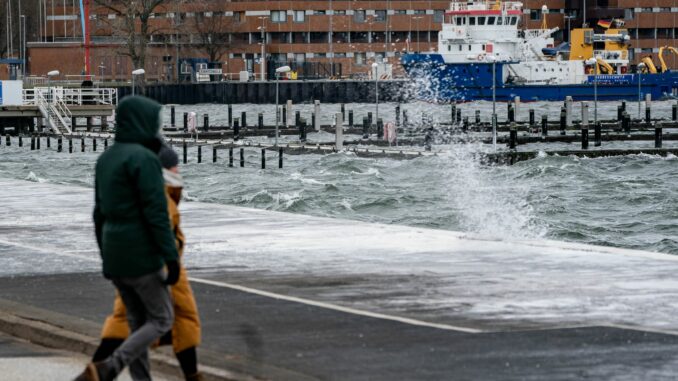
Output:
[372, 62, 379, 127]
[586, 58, 598, 124]
[564, 15, 574, 42]
[274, 65, 291, 147]
[131, 68, 145, 96]
[258, 16, 268, 81]
[486, 55, 498, 150]
[413, 16, 423, 52]
[47, 70, 60, 104]
[637, 62, 645, 118]
[99, 64, 105, 85]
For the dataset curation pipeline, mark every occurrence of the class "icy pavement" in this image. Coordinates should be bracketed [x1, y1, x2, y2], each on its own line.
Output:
[2, 178, 678, 333]
[0, 332, 177, 381]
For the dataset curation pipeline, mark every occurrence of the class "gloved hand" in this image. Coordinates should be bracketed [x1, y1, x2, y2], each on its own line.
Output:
[165, 260, 180, 285]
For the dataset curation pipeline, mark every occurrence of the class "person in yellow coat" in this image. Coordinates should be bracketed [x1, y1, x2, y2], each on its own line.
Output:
[91, 143, 202, 381]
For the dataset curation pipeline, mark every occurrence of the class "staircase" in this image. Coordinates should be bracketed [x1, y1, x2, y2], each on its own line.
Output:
[35, 89, 72, 135]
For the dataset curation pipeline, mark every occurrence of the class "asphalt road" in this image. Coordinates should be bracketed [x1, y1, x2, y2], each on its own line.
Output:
[2, 273, 678, 381]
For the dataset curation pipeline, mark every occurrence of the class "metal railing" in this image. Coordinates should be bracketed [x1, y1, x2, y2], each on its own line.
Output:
[34, 89, 72, 135]
[24, 87, 117, 106]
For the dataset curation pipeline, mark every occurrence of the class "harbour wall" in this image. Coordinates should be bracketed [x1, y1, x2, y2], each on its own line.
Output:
[119, 80, 415, 105]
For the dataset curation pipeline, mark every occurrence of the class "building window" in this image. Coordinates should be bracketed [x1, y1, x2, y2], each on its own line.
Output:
[294, 10, 305, 22]
[354, 10, 366, 22]
[375, 10, 387, 22]
[530, 10, 540, 20]
[624, 9, 634, 19]
[314, 10, 326, 15]
[414, 10, 425, 14]
[395, 10, 407, 15]
[434, 10, 444, 23]
[640, 7, 651, 12]
[271, 10, 286, 23]
[335, 10, 346, 15]
[233, 11, 244, 22]
[295, 53, 305, 62]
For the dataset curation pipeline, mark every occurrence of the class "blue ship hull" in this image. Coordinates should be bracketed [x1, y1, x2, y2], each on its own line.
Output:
[402, 54, 678, 103]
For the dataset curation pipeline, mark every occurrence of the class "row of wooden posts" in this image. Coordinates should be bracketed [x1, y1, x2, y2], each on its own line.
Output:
[1, 135, 284, 169]
[168, 99, 678, 134]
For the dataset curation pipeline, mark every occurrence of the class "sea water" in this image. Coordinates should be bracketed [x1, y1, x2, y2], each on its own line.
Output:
[0, 101, 676, 254]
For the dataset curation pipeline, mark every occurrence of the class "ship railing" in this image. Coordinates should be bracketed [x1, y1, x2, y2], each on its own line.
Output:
[448, 1, 522, 12]
[593, 50, 628, 61]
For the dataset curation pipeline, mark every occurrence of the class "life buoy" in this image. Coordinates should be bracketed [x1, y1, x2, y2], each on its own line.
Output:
[477, 53, 486, 61]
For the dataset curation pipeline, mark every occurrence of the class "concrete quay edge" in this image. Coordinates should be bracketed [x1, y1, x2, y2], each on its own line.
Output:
[0, 298, 262, 381]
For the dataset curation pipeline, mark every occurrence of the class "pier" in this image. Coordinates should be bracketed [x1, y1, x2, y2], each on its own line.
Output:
[0, 87, 116, 135]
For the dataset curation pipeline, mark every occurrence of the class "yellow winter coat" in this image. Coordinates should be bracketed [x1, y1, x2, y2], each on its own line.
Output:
[100, 185, 201, 353]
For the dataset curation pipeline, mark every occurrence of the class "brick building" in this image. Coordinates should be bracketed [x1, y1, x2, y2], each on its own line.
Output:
[27, 0, 677, 81]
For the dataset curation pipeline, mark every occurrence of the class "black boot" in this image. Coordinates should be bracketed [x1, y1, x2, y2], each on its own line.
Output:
[176, 346, 199, 379]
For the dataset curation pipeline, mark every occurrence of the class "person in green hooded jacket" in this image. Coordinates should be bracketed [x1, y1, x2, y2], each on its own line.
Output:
[75, 96, 180, 381]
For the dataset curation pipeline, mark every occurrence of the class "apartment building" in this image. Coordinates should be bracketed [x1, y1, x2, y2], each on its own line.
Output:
[27, 0, 676, 81]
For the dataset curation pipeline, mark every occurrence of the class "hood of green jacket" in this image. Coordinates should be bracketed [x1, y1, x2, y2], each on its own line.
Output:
[115, 96, 162, 151]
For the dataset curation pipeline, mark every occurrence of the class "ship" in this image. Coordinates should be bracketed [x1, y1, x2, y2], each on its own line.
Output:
[400, 0, 678, 102]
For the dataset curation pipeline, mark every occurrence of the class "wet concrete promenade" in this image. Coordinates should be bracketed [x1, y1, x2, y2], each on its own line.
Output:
[2, 179, 678, 379]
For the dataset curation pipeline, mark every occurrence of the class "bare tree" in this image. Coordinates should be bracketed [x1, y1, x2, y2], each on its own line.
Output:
[191, 1, 234, 63]
[93, 0, 171, 73]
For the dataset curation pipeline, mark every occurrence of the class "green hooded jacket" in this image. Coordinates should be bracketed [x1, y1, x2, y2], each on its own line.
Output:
[93, 96, 179, 277]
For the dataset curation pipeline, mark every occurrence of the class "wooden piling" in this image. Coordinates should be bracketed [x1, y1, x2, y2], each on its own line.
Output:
[229, 147, 233, 167]
[594, 122, 602, 147]
[240, 148, 244, 167]
[198, 145, 202, 163]
[261, 148, 266, 169]
[581, 127, 589, 150]
[655, 127, 662, 148]
[93, 138, 97, 152]
[213, 146, 217, 163]
[30, 136, 35, 150]
[279, 147, 283, 169]
[182, 141, 187, 164]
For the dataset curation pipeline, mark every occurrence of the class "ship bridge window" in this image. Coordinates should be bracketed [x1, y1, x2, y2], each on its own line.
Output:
[488, 17, 495, 25]
[469, 17, 476, 25]
[510, 17, 518, 25]
[478, 16, 486, 25]
[496, 17, 503, 25]
[448, 44, 451, 51]
[458, 45, 462, 51]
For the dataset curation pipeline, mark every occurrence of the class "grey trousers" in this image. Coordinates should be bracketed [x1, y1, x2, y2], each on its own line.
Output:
[106, 269, 174, 381]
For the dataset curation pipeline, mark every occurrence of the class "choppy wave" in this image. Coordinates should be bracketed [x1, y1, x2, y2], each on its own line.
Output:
[1, 101, 677, 254]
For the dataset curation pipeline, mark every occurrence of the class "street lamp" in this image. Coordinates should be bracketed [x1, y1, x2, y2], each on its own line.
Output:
[412, 16, 423, 52]
[99, 64, 105, 86]
[564, 15, 574, 42]
[372, 62, 379, 129]
[275, 65, 291, 147]
[131, 68, 145, 96]
[258, 16, 268, 81]
[637, 62, 645, 118]
[586, 58, 598, 124]
[47, 70, 60, 104]
[486, 55, 498, 150]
